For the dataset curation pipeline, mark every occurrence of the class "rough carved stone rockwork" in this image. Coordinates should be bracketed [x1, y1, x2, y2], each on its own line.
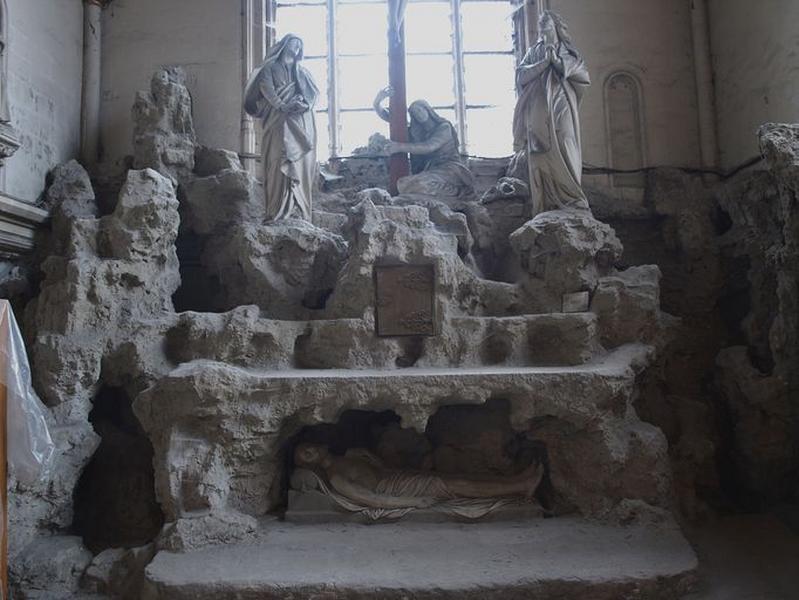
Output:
[132, 68, 196, 184]
[11, 164, 180, 599]
[712, 124, 799, 504]
[7, 67, 705, 598]
[578, 124, 799, 520]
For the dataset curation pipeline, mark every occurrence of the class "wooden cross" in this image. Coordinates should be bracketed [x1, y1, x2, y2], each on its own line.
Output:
[387, 0, 411, 194]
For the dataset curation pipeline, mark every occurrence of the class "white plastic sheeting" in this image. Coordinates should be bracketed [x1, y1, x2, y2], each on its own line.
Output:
[0, 300, 54, 485]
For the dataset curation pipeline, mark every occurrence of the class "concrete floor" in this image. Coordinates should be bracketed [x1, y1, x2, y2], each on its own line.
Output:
[684, 512, 799, 600]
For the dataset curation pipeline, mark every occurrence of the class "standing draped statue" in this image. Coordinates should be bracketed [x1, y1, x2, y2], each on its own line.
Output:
[512, 11, 590, 214]
[244, 34, 319, 221]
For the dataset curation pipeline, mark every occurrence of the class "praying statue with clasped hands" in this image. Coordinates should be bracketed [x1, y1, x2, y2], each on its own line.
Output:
[512, 11, 591, 214]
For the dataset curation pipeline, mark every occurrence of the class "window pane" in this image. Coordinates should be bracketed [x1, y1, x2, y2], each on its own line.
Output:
[303, 58, 328, 110]
[406, 54, 456, 107]
[405, 2, 453, 54]
[433, 108, 458, 124]
[338, 55, 389, 109]
[465, 106, 513, 157]
[275, 5, 327, 57]
[337, 4, 388, 55]
[461, 2, 513, 52]
[463, 54, 514, 106]
[339, 111, 389, 155]
[315, 110, 331, 159]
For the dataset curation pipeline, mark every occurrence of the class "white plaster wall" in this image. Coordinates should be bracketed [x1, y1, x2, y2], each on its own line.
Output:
[100, 0, 243, 165]
[4, 0, 83, 202]
[709, 0, 799, 169]
[550, 0, 702, 172]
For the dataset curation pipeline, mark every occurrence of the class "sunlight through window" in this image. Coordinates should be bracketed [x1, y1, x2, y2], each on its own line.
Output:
[276, 0, 515, 158]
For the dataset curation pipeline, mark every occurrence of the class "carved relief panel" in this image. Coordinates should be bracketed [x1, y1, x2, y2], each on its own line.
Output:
[374, 264, 437, 337]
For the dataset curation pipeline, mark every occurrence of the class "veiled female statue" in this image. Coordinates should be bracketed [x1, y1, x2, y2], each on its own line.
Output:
[374, 88, 475, 205]
[244, 34, 319, 221]
[512, 11, 590, 214]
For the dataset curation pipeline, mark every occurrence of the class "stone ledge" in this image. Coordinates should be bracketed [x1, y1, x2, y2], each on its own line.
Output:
[0, 192, 48, 255]
[142, 518, 698, 599]
[168, 342, 652, 383]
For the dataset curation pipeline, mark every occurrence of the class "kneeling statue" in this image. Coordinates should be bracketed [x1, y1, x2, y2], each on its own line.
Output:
[374, 87, 475, 206]
[293, 443, 544, 521]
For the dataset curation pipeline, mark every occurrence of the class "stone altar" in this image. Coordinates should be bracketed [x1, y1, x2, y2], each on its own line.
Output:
[9, 65, 699, 599]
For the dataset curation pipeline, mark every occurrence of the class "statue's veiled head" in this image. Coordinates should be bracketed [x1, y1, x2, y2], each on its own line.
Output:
[407, 99, 459, 153]
[538, 11, 573, 49]
[284, 36, 303, 59]
[294, 443, 329, 468]
[268, 33, 305, 63]
[408, 101, 432, 124]
[408, 100, 451, 132]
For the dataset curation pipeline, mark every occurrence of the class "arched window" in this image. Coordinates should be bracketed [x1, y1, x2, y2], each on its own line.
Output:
[274, 0, 517, 158]
[604, 71, 645, 188]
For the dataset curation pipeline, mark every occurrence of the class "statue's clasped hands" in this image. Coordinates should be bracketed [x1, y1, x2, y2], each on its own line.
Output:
[545, 45, 565, 75]
[283, 96, 309, 114]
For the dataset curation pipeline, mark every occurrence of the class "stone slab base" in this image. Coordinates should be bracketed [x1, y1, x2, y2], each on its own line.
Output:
[142, 518, 697, 599]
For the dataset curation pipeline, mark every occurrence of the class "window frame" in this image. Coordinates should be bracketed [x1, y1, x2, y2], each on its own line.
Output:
[273, 0, 517, 158]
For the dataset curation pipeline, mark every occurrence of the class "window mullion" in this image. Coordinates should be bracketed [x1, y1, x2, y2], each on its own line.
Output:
[327, 0, 340, 157]
[450, 0, 468, 154]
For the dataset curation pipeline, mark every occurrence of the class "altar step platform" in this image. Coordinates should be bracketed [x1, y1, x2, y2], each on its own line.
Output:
[141, 518, 698, 599]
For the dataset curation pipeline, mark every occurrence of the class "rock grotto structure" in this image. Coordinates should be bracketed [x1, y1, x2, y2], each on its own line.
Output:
[6, 64, 799, 599]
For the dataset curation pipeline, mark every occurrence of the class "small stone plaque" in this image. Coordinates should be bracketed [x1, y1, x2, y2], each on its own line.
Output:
[374, 264, 436, 336]
[562, 291, 590, 313]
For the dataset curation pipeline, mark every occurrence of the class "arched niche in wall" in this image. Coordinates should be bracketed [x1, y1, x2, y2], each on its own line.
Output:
[604, 71, 646, 189]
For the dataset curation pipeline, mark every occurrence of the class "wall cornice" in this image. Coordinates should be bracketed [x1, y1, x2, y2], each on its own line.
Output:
[0, 193, 48, 255]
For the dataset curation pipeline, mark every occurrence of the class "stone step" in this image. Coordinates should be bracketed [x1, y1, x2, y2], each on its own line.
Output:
[141, 518, 698, 599]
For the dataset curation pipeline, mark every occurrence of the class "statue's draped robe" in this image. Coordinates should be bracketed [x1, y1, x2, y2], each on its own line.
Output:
[398, 119, 475, 204]
[512, 41, 590, 213]
[244, 45, 318, 221]
[297, 449, 526, 521]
